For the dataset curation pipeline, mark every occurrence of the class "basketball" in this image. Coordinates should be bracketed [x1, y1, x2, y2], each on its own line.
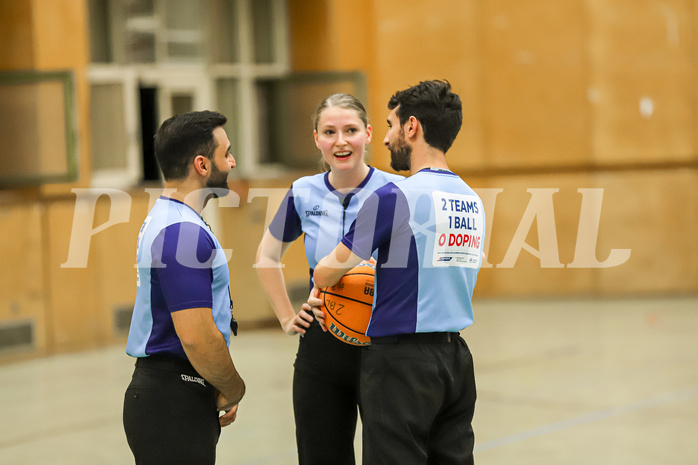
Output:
[318, 261, 375, 346]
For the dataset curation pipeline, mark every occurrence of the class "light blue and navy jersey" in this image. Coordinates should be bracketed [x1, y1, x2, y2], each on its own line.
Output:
[268, 167, 403, 286]
[341, 168, 485, 337]
[126, 197, 232, 358]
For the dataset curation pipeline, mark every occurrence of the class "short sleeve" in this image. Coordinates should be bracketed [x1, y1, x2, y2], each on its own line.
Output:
[268, 187, 303, 243]
[152, 222, 215, 312]
[341, 183, 402, 259]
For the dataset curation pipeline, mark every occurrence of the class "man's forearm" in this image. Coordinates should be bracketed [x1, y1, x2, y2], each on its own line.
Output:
[184, 336, 245, 405]
[314, 242, 363, 288]
[172, 308, 245, 404]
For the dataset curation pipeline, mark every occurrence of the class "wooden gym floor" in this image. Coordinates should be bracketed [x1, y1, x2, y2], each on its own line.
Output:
[0, 295, 696, 464]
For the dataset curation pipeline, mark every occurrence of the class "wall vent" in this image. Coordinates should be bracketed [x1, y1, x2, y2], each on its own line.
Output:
[113, 305, 134, 335]
[0, 320, 34, 351]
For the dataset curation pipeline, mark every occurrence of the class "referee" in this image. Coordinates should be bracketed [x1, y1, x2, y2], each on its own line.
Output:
[123, 111, 245, 465]
[313, 81, 484, 465]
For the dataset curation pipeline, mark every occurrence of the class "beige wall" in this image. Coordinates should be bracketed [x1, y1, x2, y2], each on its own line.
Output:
[0, 202, 47, 358]
[0, 0, 696, 361]
[289, 0, 697, 299]
[0, 0, 94, 362]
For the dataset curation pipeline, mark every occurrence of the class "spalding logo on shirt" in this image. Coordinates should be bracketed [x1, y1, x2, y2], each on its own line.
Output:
[305, 204, 329, 217]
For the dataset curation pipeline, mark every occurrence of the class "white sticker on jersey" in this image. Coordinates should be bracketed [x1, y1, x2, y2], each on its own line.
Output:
[431, 191, 483, 268]
[135, 216, 152, 287]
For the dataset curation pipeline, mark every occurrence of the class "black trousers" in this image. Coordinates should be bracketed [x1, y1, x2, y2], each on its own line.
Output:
[123, 355, 220, 465]
[293, 321, 363, 465]
[360, 333, 476, 465]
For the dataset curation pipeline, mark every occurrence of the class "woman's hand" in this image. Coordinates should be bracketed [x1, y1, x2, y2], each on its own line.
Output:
[281, 307, 315, 336]
[306, 286, 327, 332]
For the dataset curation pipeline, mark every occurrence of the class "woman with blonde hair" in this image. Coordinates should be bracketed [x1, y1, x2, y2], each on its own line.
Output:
[256, 93, 402, 464]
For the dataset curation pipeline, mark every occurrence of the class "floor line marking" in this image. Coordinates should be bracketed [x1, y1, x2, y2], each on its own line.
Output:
[475, 386, 698, 452]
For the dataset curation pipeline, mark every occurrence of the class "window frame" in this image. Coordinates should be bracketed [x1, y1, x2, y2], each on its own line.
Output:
[87, 0, 290, 187]
[0, 70, 78, 187]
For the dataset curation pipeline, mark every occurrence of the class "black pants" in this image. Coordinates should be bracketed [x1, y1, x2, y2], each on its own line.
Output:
[360, 333, 476, 465]
[123, 355, 220, 465]
[293, 321, 363, 465]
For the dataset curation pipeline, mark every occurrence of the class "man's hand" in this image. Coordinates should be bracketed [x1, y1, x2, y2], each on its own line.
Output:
[217, 392, 239, 427]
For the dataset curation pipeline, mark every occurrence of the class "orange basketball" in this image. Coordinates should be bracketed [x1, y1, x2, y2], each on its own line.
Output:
[319, 261, 375, 346]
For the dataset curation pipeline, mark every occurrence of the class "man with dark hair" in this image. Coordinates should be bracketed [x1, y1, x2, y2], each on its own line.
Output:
[123, 110, 245, 465]
[313, 80, 484, 464]
[387, 79, 463, 159]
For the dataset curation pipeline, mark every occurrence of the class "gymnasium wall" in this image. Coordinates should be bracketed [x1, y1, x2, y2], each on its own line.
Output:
[289, 0, 698, 298]
[0, 0, 696, 361]
[0, 0, 96, 359]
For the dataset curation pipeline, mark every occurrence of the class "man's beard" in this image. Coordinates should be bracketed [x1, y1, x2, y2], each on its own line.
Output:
[389, 135, 411, 172]
[206, 161, 230, 198]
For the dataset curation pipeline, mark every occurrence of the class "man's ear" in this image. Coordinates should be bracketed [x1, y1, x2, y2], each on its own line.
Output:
[193, 155, 209, 176]
[406, 116, 420, 141]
